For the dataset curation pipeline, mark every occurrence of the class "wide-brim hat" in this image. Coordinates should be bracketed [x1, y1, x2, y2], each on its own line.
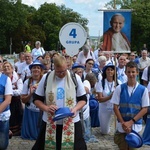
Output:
[29, 60, 45, 70]
[72, 63, 85, 70]
[52, 107, 74, 122]
[125, 130, 143, 148]
[102, 63, 116, 73]
[89, 98, 99, 112]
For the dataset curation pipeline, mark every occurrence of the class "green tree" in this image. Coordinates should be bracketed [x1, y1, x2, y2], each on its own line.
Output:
[31, 3, 62, 51]
[58, 4, 88, 30]
[0, 1, 88, 53]
[0, 0, 36, 53]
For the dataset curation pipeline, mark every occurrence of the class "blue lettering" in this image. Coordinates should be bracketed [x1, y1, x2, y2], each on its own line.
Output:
[66, 40, 80, 44]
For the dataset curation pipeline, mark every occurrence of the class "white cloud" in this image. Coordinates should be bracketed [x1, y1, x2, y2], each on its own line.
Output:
[73, 0, 93, 4]
[22, 0, 65, 9]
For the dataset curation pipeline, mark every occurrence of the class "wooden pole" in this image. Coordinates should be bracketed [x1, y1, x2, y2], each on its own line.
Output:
[114, 0, 116, 9]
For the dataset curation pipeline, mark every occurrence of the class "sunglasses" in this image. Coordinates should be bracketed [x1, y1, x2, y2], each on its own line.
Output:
[0, 60, 3, 63]
[88, 62, 94, 65]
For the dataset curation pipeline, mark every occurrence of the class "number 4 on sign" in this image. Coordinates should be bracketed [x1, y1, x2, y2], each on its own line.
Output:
[69, 29, 77, 38]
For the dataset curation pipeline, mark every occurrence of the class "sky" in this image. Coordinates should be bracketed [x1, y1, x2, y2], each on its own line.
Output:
[22, 0, 111, 36]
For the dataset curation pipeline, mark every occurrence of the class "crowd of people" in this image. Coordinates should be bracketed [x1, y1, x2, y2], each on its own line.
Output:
[0, 41, 150, 150]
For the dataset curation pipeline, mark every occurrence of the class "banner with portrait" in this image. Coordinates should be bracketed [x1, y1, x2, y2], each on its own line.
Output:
[102, 10, 132, 53]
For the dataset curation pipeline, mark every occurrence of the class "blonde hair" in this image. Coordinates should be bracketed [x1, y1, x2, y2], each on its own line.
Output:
[53, 55, 66, 67]
[3, 61, 13, 70]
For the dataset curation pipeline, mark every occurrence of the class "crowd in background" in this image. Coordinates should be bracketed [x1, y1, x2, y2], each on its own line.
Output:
[0, 40, 150, 150]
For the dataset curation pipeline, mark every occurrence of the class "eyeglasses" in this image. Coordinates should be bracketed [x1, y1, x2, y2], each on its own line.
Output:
[88, 62, 94, 65]
[55, 69, 67, 75]
[0, 60, 3, 63]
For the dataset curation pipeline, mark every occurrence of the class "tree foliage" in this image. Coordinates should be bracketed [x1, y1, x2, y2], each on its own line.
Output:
[0, 1, 88, 54]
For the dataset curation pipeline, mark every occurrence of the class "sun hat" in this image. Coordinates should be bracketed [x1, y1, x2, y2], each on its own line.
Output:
[52, 107, 74, 122]
[72, 63, 85, 70]
[89, 98, 99, 112]
[102, 63, 116, 73]
[125, 130, 143, 148]
[29, 60, 45, 70]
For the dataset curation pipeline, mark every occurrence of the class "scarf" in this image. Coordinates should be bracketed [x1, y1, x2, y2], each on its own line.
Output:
[45, 70, 76, 150]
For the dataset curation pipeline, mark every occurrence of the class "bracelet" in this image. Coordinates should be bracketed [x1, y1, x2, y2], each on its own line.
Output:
[132, 118, 136, 123]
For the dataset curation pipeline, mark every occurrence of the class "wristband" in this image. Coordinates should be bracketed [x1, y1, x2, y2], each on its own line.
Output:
[132, 118, 136, 123]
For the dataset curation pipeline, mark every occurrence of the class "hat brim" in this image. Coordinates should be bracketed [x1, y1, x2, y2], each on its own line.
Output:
[29, 64, 45, 70]
[72, 65, 85, 70]
[125, 130, 143, 148]
[102, 65, 115, 73]
[52, 112, 74, 121]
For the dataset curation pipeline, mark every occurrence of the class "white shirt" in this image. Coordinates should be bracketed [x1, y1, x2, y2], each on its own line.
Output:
[76, 51, 96, 66]
[111, 82, 150, 133]
[12, 71, 23, 96]
[83, 80, 91, 120]
[22, 79, 40, 112]
[31, 47, 45, 61]
[117, 66, 127, 84]
[147, 82, 150, 92]
[17, 61, 28, 75]
[35, 72, 86, 123]
[15, 61, 25, 73]
[138, 57, 150, 70]
[96, 79, 116, 111]
[21, 64, 32, 81]
[142, 66, 149, 81]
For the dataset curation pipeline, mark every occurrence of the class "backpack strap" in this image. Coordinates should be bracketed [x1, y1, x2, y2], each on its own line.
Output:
[41, 48, 44, 55]
[27, 77, 32, 89]
[101, 79, 105, 90]
[70, 71, 78, 92]
[44, 71, 51, 95]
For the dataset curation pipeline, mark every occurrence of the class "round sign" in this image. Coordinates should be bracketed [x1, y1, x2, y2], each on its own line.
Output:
[59, 22, 87, 57]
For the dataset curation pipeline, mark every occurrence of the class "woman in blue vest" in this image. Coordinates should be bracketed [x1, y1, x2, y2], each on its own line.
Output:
[111, 61, 149, 150]
[0, 56, 13, 149]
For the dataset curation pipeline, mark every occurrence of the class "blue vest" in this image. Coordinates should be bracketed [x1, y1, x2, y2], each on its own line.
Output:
[0, 74, 9, 112]
[119, 83, 145, 124]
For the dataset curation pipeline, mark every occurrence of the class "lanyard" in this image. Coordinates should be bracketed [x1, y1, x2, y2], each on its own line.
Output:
[130, 86, 136, 96]
[107, 81, 113, 93]
[128, 83, 136, 96]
